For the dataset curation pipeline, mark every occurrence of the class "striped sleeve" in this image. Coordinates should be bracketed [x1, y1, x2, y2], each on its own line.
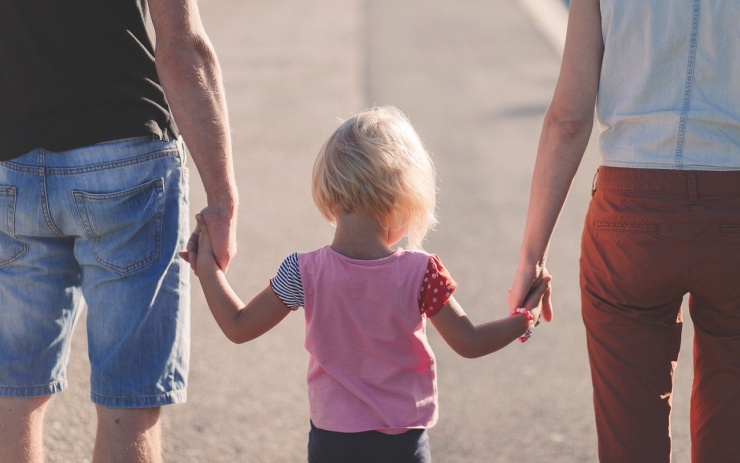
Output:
[269, 252, 304, 310]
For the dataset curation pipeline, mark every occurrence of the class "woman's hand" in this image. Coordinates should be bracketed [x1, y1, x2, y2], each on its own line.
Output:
[509, 265, 553, 323]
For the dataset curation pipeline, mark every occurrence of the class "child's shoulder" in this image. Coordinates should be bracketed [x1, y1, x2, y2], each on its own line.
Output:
[286, 246, 329, 260]
[294, 247, 442, 270]
[396, 248, 442, 271]
[401, 250, 454, 281]
[398, 248, 441, 262]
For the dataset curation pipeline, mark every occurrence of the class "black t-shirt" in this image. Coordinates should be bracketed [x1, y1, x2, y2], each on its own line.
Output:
[0, 0, 176, 160]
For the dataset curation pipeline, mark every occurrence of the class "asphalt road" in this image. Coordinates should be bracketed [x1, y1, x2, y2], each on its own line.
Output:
[43, 1, 695, 461]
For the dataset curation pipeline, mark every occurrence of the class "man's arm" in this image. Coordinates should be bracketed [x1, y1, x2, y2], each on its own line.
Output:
[148, 0, 239, 271]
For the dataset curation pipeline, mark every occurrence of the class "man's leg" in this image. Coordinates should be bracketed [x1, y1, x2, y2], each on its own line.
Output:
[93, 406, 162, 463]
[71, 136, 188, 463]
[0, 396, 51, 463]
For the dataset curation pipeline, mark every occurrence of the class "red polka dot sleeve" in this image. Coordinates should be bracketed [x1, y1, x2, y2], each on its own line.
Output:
[418, 254, 457, 317]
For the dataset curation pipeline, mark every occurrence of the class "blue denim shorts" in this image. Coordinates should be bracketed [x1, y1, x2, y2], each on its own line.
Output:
[0, 134, 190, 408]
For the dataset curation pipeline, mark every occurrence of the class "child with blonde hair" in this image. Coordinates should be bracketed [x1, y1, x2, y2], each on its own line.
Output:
[190, 105, 550, 462]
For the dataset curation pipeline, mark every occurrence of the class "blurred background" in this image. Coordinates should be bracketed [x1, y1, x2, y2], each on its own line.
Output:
[42, 1, 695, 461]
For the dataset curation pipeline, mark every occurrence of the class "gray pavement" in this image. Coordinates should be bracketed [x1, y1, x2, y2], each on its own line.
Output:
[44, 1, 695, 461]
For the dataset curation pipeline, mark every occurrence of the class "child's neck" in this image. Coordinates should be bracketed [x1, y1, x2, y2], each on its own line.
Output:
[331, 212, 397, 260]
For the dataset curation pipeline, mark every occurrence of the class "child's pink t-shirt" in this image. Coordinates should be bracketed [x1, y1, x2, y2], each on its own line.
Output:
[270, 246, 457, 434]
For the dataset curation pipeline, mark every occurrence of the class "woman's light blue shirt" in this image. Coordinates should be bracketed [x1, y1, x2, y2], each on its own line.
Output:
[597, 0, 740, 170]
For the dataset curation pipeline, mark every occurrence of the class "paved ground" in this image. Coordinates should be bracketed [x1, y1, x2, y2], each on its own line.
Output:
[43, 1, 696, 461]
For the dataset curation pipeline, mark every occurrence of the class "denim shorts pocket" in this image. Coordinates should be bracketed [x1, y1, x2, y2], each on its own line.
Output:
[0, 186, 29, 266]
[73, 178, 164, 276]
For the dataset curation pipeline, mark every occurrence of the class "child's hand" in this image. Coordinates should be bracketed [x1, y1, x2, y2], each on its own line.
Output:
[179, 222, 201, 267]
[193, 214, 220, 277]
[510, 265, 554, 322]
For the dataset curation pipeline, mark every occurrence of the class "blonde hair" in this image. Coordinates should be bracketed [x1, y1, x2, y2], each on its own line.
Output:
[312, 106, 437, 249]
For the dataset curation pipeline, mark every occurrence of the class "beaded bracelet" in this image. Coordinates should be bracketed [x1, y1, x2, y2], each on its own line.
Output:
[511, 308, 535, 343]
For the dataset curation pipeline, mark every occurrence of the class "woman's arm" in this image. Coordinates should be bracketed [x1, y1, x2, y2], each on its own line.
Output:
[509, 0, 604, 318]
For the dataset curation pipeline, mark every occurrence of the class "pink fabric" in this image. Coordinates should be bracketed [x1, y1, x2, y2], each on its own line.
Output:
[299, 246, 442, 434]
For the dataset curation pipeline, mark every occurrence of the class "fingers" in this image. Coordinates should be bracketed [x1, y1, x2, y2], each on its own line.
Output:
[521, 274, 552, 311]
[536, 268, 554, 322]
[184, 222, 201, 271]
[541, 282, 554, 322]
[197, 207, 236, 272]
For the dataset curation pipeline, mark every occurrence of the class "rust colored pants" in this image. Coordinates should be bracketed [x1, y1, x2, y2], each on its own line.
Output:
[580, 166, 740, 463]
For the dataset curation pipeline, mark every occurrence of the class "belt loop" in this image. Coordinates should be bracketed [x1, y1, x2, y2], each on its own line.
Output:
[177, 135, 188, 166]
[154, 128, 170, 142]
[687, 172, 698, 204]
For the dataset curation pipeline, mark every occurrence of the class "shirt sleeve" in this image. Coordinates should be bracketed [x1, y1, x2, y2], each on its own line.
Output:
[269, 252, 304, 310]
[418, 254, 458, 317]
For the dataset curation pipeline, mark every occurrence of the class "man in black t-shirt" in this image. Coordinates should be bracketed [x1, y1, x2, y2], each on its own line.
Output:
[0, 1, 238, 461]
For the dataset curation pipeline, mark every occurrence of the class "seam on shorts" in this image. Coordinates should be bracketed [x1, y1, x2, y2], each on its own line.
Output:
[0, 380, 66, 397]
[0, 149, 179, 175]
[0, 186, 30, 265]
[91, 389, 187, 408]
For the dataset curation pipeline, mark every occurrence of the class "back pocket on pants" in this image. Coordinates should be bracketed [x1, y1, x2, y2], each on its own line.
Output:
[73, 178, 164, 276]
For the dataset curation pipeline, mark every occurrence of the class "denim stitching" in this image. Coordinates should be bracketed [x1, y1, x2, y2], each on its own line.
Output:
[0, 187, 29, 266]
[73, 179, 165, 275]
[0, 149, 179, 175]
[674, 0, 701, 167]
[47, 149, 180, 175]
[72, 191, 95, 238]
[38, 150, 65, 237]
[0, 187, 13, 234]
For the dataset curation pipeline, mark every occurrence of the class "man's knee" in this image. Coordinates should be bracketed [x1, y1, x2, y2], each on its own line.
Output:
[95, 406, 161, 432]
[0, 396, 51, 463]
[0, 396, 52, 423]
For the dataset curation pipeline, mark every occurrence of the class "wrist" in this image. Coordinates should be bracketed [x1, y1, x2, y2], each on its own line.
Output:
[510, 308, 536, 343]
[518, 248, 547, 271]
[207, 185, 239, 212]
[206, 196, 239, 220]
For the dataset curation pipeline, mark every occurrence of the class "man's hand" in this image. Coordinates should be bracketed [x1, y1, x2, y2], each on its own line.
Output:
[180, 206, 236, 273]
[192, 214, 220, 277]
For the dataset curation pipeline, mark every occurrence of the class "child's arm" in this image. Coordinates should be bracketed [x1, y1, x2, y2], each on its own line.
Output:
[195, 215, 291, 344]
[429, 276, 551, 358]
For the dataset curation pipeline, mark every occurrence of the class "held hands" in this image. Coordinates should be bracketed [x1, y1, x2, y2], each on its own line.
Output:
[180, 214, 220, 277]
[507, 270, 551, 343]
[509, 266, 553, 325]
[179, 206, 237, 273]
